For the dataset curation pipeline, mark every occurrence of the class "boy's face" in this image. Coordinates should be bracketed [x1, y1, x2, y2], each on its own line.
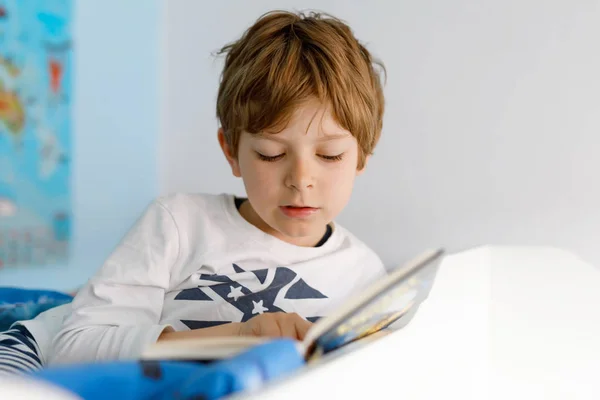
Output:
[219, 98, 367, 247]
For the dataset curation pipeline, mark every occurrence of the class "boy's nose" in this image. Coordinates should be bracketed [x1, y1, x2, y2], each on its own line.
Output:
[285, 159, 314, 191]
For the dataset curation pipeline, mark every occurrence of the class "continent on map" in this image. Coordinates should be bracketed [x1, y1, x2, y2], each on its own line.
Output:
[0, 56, 20, 78]
[0, 82, 25, 135]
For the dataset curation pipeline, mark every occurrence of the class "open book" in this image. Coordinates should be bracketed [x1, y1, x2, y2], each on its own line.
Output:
[142, 248, 444, 363]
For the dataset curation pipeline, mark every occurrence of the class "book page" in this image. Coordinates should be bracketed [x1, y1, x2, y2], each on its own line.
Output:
[303, 249, 443, 357]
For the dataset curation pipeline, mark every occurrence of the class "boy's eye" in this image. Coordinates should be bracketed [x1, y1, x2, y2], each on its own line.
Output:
[256, 152, 284, 162]
[256, 152, 345, 162]
[319, 153, 344, 162]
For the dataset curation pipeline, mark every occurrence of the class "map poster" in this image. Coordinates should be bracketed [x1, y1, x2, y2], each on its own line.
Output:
[0, 1, 72, 269]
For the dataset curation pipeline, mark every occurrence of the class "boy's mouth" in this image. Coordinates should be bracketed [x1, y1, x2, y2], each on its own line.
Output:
[279, 205, 319, 218]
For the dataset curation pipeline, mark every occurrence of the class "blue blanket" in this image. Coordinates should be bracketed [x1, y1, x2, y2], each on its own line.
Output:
[0, 287, 73, 330]
[33, 339, 303, 400]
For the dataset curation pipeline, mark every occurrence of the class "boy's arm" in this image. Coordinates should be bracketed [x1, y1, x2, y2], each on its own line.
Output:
[50, 200, 182, 365]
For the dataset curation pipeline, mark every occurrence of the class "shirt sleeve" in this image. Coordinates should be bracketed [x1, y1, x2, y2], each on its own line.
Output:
[49, 199, 180, 365]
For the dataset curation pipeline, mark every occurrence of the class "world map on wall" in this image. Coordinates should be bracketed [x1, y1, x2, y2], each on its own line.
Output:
[0, 0, 72, 269]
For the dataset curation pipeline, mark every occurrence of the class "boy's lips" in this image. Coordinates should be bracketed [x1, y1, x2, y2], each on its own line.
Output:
[279, 205, 319, 218]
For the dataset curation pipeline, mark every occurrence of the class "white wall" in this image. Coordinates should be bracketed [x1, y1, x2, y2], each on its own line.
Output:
[2, 0, 161, 290]
[161, 0, 600, 267]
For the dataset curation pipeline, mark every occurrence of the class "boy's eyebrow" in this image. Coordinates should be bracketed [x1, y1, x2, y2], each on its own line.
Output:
[255, 132, 351, 142]
[315, 133, 351, 141]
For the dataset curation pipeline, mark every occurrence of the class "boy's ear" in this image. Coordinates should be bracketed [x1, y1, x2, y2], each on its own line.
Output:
[356, 154, 370, 176]
[218, 128, 242, 177]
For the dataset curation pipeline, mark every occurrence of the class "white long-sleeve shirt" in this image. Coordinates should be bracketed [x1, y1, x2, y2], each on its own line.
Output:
[50, 193, 386, 364]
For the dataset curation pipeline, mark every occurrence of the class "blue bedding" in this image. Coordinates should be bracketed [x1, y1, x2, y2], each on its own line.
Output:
[0, 287, 304, 399]
[32, 339, 303, 400]
[0, 287, 73, 331]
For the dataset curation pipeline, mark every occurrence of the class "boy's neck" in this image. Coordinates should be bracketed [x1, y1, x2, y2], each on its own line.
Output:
[237, 199, 328, 247]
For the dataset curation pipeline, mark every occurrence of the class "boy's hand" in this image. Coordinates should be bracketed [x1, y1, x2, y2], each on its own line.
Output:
[238, 312, 312, 340]
[157, 312, 313, 343]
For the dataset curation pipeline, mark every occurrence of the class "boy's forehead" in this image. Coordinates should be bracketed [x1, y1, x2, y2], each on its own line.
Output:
[255, 99, 350, 141]
[253, 130, 350, 143]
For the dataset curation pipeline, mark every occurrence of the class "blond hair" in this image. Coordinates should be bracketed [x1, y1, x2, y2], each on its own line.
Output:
[216, 10, 385, 169]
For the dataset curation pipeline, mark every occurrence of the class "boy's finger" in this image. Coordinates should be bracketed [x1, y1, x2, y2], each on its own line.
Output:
[260, 317, 283, 338]
[277, 316, 300, 339]
[293, 316, 313, 340]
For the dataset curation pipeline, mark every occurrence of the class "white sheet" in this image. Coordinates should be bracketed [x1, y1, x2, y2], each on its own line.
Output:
[232, 246, 600, 400]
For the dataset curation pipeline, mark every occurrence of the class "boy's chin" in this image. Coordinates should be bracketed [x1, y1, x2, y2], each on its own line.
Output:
[271, 220, 329, 245]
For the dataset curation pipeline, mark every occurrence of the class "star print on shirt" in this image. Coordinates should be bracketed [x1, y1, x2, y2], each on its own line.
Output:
[251, 300, 268, 315]
[175, 263, 328, 329]
[227, 286, 244, 301]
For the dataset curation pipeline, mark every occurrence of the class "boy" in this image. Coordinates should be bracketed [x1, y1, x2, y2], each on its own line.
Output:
[50, 10, 386, 364]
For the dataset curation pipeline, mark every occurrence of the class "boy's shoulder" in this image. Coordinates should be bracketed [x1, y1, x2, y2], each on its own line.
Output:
[149, 192, 235, 236]
[153, 192, 230, 218]
[154, 192, 234, 219]
[333, 222, 387, 277]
